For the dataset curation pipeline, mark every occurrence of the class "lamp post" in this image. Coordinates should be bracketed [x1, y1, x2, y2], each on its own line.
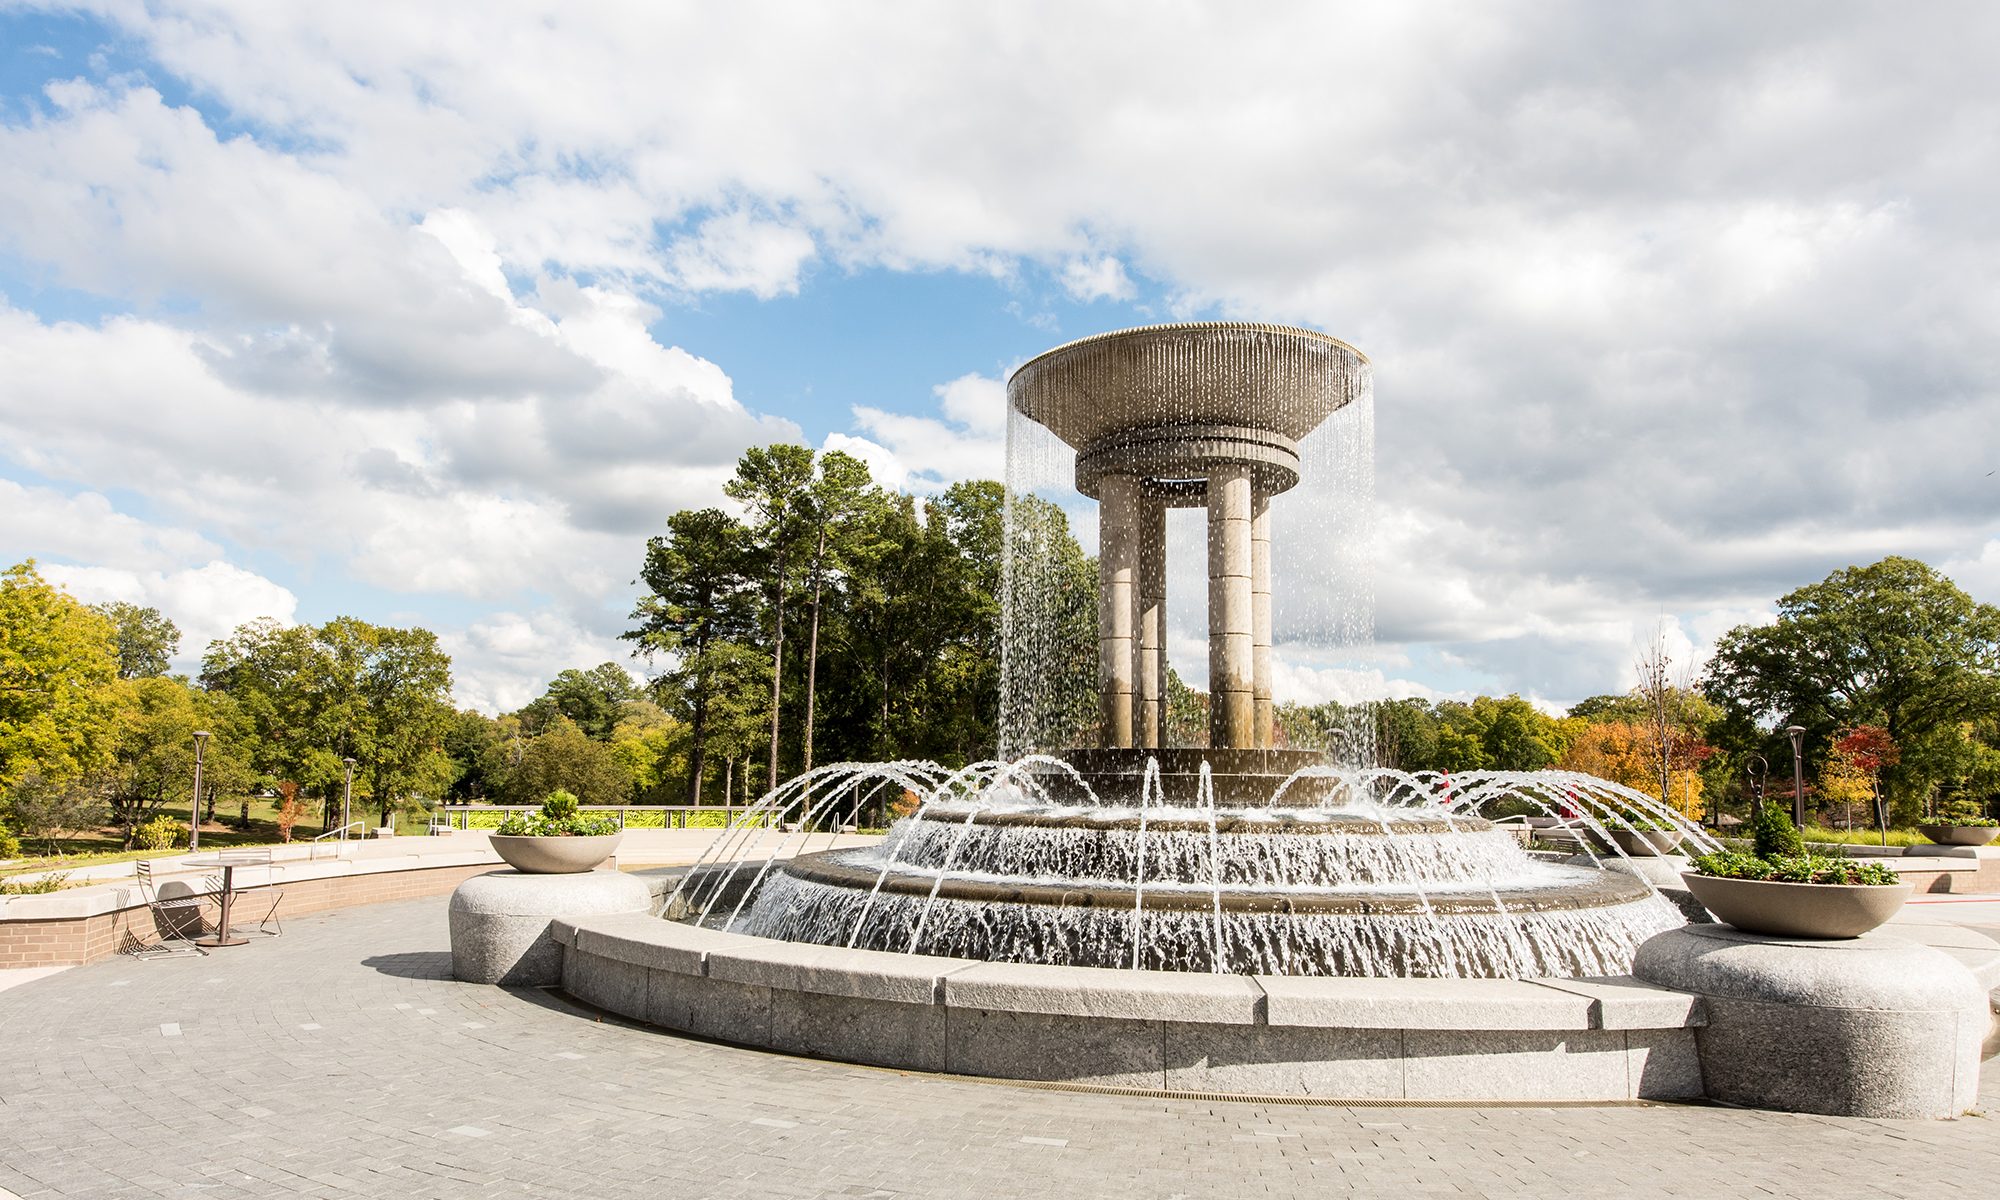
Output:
[190, 731, 210, 852]
[341, 757, 356, 844]
[1786, 725, 1807, 830]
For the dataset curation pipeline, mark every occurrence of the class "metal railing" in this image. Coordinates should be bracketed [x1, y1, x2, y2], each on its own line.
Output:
[309, 821, 366, 859]
[434, 804, 756, 831]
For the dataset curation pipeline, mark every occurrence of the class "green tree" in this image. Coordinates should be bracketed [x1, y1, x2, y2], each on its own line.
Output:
[520, 663, 639, 740]
[628, 506, 759, 803]
[93, 601, 181, 679]
[201, 618, 344, 814]
[1706, 557, 2000, 816]
[443, 709, 513, 802]
[502, 716, 629, 806]
[100, 677, 203, 845]
[4, 770, 109, 853]
[356, 624, 455, 826]
[797, 450, 886, 774]
[1373, 699, 1440, 771]
[726, 444, 818, 789]
[0, 562, 121, 792]
[608, 700, 688, 804]
[192, 688, 258, 825]
[201, 616, 455, 829]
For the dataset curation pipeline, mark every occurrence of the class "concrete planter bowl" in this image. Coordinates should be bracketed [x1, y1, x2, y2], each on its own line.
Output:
[1609, 829, 1685, 857]
[1680, 871, 1912, 939]
[1917, 824, 2000, 847]
[490, 833, 623, 874]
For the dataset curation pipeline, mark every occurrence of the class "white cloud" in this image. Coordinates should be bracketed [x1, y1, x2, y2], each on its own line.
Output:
[1269, 658, 1463, 707]
[40, 561, 299, 667]
[934, 373, 1008, 437]
[1, 0, 1997, 710]
[0, 480, 220, 569]
[839, 375, 1008, 492]
[441, 608, 632, 715]
[668, 211, 817, 299]
[1060, 255, 1134, 303]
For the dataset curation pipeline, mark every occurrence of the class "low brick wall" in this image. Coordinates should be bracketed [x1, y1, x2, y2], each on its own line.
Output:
[1899, 859, 2000, 894]
[0, 860, 501, 968]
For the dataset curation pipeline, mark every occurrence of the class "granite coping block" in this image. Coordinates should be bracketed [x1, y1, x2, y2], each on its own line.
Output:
[561, 912, 753, 975]
[1258, 975, 1595, 1030]
[1526, 975, 1707, 1029]
[944, 961, 1265, 1023]
[706, 938, 981, 1005]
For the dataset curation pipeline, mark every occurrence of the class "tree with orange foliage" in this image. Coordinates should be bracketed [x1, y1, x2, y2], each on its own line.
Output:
[1828, 725, 1898, 835]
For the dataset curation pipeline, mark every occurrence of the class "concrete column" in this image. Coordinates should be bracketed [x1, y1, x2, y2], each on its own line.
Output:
[1251, 489, 1274, 749]
[1097, 474, 1140, 748]
[1135, 498, 1166, 749]
[1206, 465, 1255, 749]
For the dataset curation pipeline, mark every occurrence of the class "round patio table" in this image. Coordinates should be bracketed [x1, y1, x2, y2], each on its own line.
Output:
[180, 850, 270, 947]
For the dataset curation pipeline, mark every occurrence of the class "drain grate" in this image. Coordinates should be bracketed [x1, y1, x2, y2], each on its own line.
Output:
[985, 1076, 1667, 1109]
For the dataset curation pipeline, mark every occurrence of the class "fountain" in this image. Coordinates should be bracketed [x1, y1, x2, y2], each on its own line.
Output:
[518, 323, 1989, 1114]
[673, 323, 1697, 979]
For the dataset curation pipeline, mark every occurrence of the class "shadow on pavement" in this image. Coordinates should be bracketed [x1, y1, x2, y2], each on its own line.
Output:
[361, 950, 453, 979]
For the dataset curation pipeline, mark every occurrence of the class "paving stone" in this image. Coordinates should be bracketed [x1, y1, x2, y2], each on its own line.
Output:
[0, 894, 1993, 1200]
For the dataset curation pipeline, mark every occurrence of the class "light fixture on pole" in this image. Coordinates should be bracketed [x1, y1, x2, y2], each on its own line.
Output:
[342, 757, 357, 844]
[1786, 725, 1807, 829]
[190, 731, 210, 852]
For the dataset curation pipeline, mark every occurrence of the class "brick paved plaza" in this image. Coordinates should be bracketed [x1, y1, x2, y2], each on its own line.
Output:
[1, 895, 1996, 1200]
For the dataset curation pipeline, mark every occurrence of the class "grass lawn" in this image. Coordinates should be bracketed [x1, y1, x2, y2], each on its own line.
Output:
[1799, 824, 1933, 847]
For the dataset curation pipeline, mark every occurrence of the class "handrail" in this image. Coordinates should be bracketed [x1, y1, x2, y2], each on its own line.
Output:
[434, 804, 751, 831]
[309, 822, 366, 860]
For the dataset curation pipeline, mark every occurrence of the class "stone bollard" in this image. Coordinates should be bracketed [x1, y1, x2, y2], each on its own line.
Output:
[1634, 923, 1990, 1118]
[449, 869, 653, 986]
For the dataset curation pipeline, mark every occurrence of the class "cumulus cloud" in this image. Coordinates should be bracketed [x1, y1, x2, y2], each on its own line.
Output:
[40, 561, 300, 667]
[832, 372, 1009, 492]
[0, 480, 220, 569]
[2, 0, 1997, 711]
[1060, 256, 1135, 303]
[441, 608, 634, 715]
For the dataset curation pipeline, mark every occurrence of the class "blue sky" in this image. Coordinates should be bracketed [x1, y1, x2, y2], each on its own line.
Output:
[2, 2, 1995, 713]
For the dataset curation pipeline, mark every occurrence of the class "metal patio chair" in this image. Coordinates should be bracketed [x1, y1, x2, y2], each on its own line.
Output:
[124, 860, 212, 958]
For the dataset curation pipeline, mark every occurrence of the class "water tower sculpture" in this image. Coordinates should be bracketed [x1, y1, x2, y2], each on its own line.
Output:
[1007, 322, 1364, 753]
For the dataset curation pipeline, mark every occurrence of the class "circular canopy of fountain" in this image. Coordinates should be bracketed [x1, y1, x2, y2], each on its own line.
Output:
[1007, 321, 1371, 752]
[1006, 321, 1368, 502]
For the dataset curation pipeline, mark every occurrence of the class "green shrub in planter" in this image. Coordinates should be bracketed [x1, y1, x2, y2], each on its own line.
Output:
[1605, 815, 1678, 832]
[1750, 804, 1806, 860]
[496, 789, 617, 838]
[1934, 799, 1998, 828]
[1690, 850, 1900, 886]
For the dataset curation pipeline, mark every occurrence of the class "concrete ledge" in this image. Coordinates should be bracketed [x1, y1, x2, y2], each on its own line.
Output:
[946, 961, 1264, 1023]
[554, 915, 1709, 1102]
[1258, 975, 1595, 1030]
[708, 938, 980, 1006]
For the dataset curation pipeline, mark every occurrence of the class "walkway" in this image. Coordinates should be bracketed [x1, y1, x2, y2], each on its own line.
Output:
[1, 896, 1995, 1200]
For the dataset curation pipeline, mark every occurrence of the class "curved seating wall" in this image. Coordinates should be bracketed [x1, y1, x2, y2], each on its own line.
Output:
[553, 912, 1708, 1102]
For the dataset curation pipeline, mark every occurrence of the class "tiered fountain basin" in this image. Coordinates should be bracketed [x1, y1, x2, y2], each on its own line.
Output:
[712, 799, 1685, 979]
